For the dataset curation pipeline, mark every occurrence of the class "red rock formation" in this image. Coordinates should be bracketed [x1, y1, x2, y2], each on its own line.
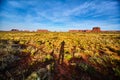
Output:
[69, 27, 101, 32]
[11, 29, 19, 31]
[69, 30, 79, 32]
[69, 30, 91, 32]
[37, 29, 49, 32]
[83, 30, 91, 32]
[92, 27, 101, 32]
[78, 30, 84, 32]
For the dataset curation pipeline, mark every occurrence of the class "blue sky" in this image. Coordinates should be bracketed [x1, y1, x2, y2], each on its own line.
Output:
[0, 0, 120, 31]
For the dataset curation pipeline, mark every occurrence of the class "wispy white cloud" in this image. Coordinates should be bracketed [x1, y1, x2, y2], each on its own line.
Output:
[63, 1, 93, 16]
[8, 1, 25, 9]
[63, 0, 119, 17]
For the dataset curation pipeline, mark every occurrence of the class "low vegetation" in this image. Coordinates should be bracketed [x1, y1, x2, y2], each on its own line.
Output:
[0, 31, 120, 80]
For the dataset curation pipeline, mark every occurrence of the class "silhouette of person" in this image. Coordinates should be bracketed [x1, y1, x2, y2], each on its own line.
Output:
[58, 41, 65, 64]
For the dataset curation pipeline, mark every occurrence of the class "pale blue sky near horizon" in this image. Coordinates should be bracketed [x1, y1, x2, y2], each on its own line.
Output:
[0, 0, 120, 31]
